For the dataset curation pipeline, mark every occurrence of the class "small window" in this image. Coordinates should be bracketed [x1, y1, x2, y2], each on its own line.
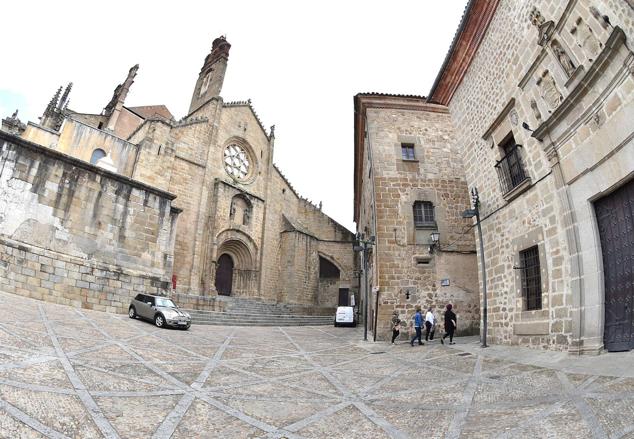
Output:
[520, 246, 542, 310]
[90, 148, 107, 165]
[401, 143, 415, 160]
[413, 201, 435, 228]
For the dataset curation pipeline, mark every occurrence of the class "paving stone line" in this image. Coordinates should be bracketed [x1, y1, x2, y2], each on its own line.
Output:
[152, 327, 236, 439]
[0, 397, 71, 439]
[38, 304, 120, 439]
[556, 371, 608, 439]
[278, 327, 409, 439]
[445, 355, 482, 439]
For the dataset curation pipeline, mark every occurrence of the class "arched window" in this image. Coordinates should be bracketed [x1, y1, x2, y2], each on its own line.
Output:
[90, 148, 107, 165]
[230, 195, 252, 226]
[319, 256, 340, 279]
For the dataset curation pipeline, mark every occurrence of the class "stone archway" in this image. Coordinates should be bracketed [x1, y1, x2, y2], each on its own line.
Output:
[213, 237, 257, 297]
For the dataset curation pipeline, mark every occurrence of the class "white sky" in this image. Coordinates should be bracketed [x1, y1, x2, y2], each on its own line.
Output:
[0, 0, 467, 231]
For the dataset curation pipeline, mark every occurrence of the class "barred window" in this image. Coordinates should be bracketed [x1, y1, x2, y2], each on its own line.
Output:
[520, 246, 542, 310]
[413, 201, 435, 228]
[401, 143, 415, 160]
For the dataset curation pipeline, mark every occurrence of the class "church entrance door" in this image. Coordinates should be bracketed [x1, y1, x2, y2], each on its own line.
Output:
[595, 179, 634, 352]
[215, 254, 234, 296]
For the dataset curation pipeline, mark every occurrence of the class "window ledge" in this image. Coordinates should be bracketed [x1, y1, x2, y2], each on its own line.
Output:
[402, 158, 419, 163]
[415, 223, 437, 230]
[502, 178, 531, 201]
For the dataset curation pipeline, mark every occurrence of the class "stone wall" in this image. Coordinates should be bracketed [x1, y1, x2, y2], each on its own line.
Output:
[437, 0, 634, 351]
[354, 95, 480, 341]
[0, 132, 179, 313]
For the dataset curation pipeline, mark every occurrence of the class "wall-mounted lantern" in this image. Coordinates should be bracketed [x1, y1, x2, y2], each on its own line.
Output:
[428, 232, 440, 254]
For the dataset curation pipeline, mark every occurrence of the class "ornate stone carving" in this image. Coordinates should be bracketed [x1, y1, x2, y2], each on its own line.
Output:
[538, 71, 562, 111]
[529, 7, 554, 46]
[570, 17, 602, 62]
[551, 40, 576, 77]
[589, 6, 611, 29]
[509, 109, 518, 126]
[530, 99, 542, 123]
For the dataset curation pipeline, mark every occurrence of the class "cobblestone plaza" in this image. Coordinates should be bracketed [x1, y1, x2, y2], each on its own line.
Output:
[0, 291, 633, 438]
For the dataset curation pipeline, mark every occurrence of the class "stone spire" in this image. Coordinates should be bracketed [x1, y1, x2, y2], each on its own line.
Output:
[58, 82, 73, 110]
[103, 64, 139, 131]
[40, 85, 69, 131]
[188, 36, 231, 113]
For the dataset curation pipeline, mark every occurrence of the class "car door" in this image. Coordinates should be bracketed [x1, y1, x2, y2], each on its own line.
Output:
[138, 295, 153, 319]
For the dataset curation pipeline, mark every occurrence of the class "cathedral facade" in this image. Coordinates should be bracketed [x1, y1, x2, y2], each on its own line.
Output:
[1, 36, 356, 313]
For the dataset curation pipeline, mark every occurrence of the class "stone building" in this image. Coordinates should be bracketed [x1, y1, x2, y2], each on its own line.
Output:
[1, 36, 356, 313]
[355, 0, 633, 352]
[353, 93, 480, 341]
[426, 0, 634, 353]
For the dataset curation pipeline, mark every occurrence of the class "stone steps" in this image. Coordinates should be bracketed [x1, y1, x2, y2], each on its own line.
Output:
[185, 309, 334, 326]
[184, 296, 335, 327]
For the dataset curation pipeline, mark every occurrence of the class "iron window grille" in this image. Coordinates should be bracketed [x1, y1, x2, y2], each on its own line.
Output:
[495, 144, 529, 195]
[413, 201, 436, 228]
[519, 246, 542, 310]
[401, 143, 416, 160]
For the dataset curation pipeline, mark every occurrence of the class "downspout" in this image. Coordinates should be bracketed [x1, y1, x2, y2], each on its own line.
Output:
[364, 113, 380, 336]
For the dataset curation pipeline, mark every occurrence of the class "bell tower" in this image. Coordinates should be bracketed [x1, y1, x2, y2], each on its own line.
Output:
[189, 36, 231, 113]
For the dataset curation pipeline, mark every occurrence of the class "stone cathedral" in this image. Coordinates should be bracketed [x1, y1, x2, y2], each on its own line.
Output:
[0, 36, 356, 314]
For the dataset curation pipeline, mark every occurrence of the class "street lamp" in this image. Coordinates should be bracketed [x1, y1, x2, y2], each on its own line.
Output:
[354, 233, 375, 342]
[428, 232, 440, 254]
[462, 187, 488, 348]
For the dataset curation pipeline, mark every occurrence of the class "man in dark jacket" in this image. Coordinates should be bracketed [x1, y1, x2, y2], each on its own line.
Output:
[441, 304, 457, 345]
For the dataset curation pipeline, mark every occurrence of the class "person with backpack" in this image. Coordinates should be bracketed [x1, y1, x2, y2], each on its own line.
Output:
[441, 303, 457, 345]
[410, 306, 424, 346]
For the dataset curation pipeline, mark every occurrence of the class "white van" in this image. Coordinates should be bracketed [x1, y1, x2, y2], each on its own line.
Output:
[334, 306, 356, 327]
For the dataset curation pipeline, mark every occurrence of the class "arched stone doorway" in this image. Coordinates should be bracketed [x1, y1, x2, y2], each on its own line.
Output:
[215, 253, 234, 295]
[212, 235, 258, 297]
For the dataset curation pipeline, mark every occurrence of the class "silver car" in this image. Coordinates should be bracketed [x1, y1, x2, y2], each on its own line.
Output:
[128, 293, 191, 329]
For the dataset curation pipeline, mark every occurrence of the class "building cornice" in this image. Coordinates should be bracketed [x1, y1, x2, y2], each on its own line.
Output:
[427, 0, 500, 106]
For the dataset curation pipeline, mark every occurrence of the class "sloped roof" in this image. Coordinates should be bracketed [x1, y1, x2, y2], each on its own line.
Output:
[126, 105, 174, 121]
[427, 0, 500, 105]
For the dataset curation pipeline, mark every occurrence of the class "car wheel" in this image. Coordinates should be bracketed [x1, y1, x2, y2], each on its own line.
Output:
[154, 314, 165, 328]
[183, 323, 191, 330]
[128, 307, 136, 319]
[334, 321, 339, 327]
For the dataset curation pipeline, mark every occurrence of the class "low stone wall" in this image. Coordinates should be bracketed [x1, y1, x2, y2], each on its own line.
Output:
[0, 236, 170, 313]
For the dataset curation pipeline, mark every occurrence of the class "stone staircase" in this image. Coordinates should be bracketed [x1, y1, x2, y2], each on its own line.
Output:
[184, 296, 335, 327]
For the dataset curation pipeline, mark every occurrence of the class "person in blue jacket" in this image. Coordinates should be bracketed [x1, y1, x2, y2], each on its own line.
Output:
[410, 306, 424, 346]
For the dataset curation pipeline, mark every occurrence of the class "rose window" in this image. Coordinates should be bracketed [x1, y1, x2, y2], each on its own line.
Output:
[224, 144, 250, 179]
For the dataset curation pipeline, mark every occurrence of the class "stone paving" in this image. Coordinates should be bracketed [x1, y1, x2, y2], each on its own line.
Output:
[0, 291, 634, 439]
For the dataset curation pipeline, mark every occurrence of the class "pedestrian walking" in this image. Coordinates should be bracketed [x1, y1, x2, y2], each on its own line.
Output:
[390, 310, 401, 344]
[424, 307, 435, 341]
[410, 306, 424, 346]
[441, 303, 457, 345]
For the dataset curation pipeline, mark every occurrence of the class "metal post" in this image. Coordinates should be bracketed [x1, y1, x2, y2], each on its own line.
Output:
[363, 244, 369, 342]
[473, 188, 488, 348]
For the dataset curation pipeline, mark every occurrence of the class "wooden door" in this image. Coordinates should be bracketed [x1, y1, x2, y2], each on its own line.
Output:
[595, 179, 634, 352]
[215, 254, 234, 296]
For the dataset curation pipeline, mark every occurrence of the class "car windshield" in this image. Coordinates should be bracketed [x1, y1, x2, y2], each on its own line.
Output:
[155, 298, 176, 308]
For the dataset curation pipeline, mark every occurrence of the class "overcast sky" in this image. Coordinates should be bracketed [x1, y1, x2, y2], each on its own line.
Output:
[0, 0, 467, 231]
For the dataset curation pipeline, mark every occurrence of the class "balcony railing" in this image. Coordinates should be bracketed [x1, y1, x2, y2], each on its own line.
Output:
[495, 144, 529, 195]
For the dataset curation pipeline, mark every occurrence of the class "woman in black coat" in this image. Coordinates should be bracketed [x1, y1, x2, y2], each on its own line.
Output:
[441, 303, 457, 345]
